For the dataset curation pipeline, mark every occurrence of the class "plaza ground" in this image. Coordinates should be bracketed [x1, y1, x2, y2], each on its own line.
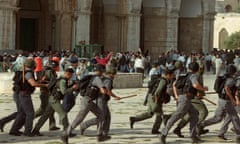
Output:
[0, 73, 238, 144]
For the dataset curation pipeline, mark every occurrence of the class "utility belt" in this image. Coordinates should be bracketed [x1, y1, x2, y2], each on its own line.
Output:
[19, 90, 31, 96]
[184, 92, 195, 99]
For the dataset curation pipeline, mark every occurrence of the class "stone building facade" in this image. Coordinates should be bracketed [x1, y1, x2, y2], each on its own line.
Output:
[0, 0, 215, 59]
[214, 0, 240, 49]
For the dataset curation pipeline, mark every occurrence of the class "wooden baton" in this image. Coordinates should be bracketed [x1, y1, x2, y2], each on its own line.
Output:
[119, 95, 137, 100]
[202, 97, 217, 105]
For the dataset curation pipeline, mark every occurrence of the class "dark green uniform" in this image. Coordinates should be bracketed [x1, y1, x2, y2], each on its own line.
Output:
[35, 68, 57, 129]
[49, 77, 73, 129]
[130, 78, 168, 133]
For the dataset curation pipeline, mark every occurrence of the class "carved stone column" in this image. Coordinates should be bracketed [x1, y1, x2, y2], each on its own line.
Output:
[0, 4, 18, 50]
[125, 0, 142, 52]
[202, 13, 215, 53]
[75, 0, 93, 45]
[202, 0, 216, 53]
[166, 11, 179, 51]
[54, 12, 63, 50]
[166, 0, 181, 52]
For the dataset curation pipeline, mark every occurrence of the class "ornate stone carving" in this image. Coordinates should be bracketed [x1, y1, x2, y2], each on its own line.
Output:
[9, 0, 20, 7]
[77, 0, 92, 12]
[129, 0, 142, 14]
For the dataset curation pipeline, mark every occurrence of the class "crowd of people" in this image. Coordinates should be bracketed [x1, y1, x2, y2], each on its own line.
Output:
[0, 48, 240, 144]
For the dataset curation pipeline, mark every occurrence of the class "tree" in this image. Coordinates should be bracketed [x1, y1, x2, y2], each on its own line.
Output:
[224, 31, 240, 50]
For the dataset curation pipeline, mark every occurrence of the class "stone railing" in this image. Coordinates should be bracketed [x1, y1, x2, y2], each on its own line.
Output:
[0, 72, 143, 93]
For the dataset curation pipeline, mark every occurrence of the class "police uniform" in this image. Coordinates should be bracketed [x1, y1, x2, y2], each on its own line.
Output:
[160, 73, 200, 143]
[34, 66, 57, 130]
[48, 75, 74, 130]
[62, 57, 79, 112]
[32, 67, 59, 135]
[10, 66, 36, 136]
[173, 69, 208, 136]
[62, 75, 105, 143]
[80, 75, 113, 137]
[130, 76, 170, 134]
[200, 76, 240, 139]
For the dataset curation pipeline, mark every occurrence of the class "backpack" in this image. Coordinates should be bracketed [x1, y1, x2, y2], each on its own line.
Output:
[175, 73, 197, 96]
[12, 70, 35, 93]
[77, 75, 99, 99]
[48, 77, 66, 100]
[148, 75, 162, 94]
[214, 76, 227, 94]
[175, 73, 189, 89]
[149, 77, 170, 104]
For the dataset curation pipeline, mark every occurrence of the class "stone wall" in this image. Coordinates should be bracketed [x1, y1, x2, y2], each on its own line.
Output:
[178, 17, 203, 53]
[0, 72, 143, 93]
[143, 7, 167, 60]
[113, 73, 143, 88]
[214, 13, 240, 49]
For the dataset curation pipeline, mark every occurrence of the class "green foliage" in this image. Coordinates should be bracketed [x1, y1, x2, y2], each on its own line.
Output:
[224, 31, 240, 50]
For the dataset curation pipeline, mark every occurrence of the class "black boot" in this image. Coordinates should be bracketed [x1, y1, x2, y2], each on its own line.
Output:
[98, 135, 111, 142]
[163, 114, 171, 126]
[173, 127, 184, 138]
[151, 129, 161, 134]
[61, 134, 69, 144]
[191, 136, 203, 143]
[0, 121, 5, 132]
[32, 129, 44, 136]
[129, 117, 135, 129]
[159, 134, 166, 144]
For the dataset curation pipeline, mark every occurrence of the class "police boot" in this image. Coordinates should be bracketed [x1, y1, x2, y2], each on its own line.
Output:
[61, 130, 69, 144]
[163, 114, 171, 126]
[159, 134, 166, 144]
[32, 128, 44, 136]
[151, 129, 161, 134]
[129, 117, 135, 129]
[173, 127, 184, 138]
[191, 135, 203, 143]
[0, 121, 5, 132]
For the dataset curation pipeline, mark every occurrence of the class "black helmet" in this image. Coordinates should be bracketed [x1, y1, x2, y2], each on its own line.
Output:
[226, 64, 237, 75]
[188, 62, 199, 72]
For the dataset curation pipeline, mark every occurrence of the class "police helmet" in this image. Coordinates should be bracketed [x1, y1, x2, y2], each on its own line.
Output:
[188, 62, 199, 72]
[226, 64, 237, 75]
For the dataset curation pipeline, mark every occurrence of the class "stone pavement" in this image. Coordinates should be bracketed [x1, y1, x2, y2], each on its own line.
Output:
[0, 73, 238, 144]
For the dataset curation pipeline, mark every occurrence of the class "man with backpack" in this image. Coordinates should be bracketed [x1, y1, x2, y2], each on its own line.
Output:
[9, 59, 48, 136]
[61, 64, 107, 144]
[62, 57, 79, 112]
[50, 68, 78, 131]
[160, 62, 208, 144]
[78, 66, 121, 141]
[129, 65, 175, 134]
[199, 64, 240, 141]
[173, 61, 209, 138]
[31, 60, 61, 136]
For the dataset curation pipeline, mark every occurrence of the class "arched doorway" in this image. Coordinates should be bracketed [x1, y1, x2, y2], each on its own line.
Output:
[225, 4, 232, 12]
[16, 0, 53, 52]
[219, 28, 228, 49]
[178, 0, 203, 53]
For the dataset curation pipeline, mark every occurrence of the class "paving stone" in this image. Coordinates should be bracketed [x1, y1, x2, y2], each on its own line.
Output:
[0, 73, 237, 144]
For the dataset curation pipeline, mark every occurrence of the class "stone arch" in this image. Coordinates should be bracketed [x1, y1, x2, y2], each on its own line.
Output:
[225, 4, 232, 12]
[178, 0, 203, 53]
[219, 28, 229, 49]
